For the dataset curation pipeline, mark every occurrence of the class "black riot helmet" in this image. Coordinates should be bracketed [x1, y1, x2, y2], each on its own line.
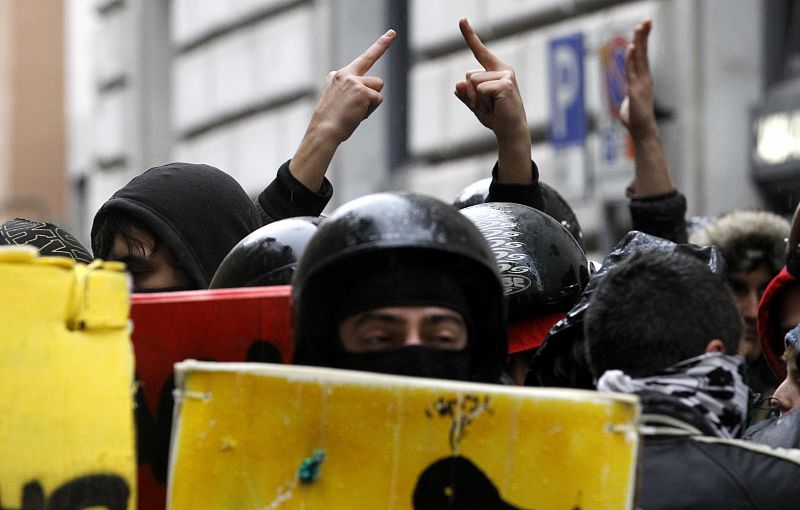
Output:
[209, 217, 321, 288]
[452, 178, 584, 249]
[292, 192, 507, 383]
[460, 202, 590, 318]
[452, 178, 494, 210]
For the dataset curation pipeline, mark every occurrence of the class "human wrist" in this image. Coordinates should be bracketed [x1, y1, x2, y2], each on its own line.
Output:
[305, 115, 349, 147]
[495, 125, 531, 156]
[495, 131, 533, 184]
[290, 125, 340, 192]
[630, 123, 661, 148]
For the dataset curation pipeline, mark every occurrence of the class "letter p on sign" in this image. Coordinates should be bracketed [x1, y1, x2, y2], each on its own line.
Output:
[548, 33, 586, 148]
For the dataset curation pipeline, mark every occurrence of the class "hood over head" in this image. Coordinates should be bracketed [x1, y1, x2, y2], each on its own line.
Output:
[689, 210, 789, 275]
[759, 202, 800, 381]
[758, 267, 798, 381]
[91, 162, 261, 289]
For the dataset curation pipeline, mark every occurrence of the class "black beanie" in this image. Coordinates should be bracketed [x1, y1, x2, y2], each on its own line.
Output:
[0, 218, 93, 263]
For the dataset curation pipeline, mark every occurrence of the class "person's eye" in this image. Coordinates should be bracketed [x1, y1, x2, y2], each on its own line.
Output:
[360, 333, 391, 348]
[429, 328, 466, 348]
[433, 334, 457, 345]
[729, 282, 747, 296]
[125, 261, 151, 276]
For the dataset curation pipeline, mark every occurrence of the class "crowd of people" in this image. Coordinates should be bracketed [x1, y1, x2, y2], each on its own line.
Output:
[4, 16, 800, 509]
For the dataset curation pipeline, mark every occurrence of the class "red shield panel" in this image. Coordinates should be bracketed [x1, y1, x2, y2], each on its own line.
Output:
[130, 286, 292, 510]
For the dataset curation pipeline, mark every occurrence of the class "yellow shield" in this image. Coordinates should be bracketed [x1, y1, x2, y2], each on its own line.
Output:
[170, 361, 639, 509]
[0, 247, 136, 510]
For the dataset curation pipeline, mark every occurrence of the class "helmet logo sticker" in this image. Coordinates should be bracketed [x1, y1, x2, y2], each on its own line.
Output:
[503, 275, 532, 295]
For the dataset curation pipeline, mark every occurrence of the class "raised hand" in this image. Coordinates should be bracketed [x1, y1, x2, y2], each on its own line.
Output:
[454, 19, 528, 139]
[290, 30, 396, 192]
[454, 18, 531, 184]
[312, 30, 396, 144]
[619, 19, 658, 141]
[620, 19, 673, 198]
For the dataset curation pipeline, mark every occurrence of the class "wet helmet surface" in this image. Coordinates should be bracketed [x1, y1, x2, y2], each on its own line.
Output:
[460, 202, 590, 318]
[538, 182, 584, 248]
[292, 192, 507, 382]
[452, 178, 584, 248]
[209, 216, 321, 288]
[452, 178, 493, 210]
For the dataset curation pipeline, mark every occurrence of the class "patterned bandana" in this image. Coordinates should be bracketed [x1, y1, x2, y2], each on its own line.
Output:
[597, 353, 749, 438]
[0, 218, 93, 263]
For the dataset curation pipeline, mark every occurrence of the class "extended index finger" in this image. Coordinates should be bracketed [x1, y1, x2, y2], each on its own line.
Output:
[459, 18, 503, 70]
[343, 29, 396, 76]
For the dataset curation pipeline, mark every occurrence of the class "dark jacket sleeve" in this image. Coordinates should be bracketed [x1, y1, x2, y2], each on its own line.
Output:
[486, 160, 546, 211]
[641, 435, 800, 509]
[256, 160, 333, 225]
[628, 190, 688, 244]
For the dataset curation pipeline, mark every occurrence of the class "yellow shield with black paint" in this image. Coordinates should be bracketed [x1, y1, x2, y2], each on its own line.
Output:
[169, 361, 640, 509]
[0, 247, 136, 510]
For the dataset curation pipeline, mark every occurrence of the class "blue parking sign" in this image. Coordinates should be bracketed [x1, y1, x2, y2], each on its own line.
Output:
[549, 34, 586, 147]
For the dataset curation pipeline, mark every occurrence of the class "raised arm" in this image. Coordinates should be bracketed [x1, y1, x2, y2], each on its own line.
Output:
[620, 19, 687, 243]
[454, 18, 532, 185]
[290, 29, 396, 193]
[620, 19, 673, 198]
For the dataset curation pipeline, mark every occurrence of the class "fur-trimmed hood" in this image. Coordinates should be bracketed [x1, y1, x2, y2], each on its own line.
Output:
[689, 210, 789, 274]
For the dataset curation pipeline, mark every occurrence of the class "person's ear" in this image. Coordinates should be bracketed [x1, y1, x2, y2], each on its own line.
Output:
[705, 339, 725, 353]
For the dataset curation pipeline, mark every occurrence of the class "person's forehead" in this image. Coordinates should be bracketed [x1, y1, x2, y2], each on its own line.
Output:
[729, 266, 774, 288]
[355, 306, 465, 322]
[109, 224, 157, 257]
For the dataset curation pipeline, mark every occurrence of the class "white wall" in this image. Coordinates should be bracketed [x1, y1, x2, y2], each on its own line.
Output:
[697, 0, 763, 215]
[67, 0, 770, 246]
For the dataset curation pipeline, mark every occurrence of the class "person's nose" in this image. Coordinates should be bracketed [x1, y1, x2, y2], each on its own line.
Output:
[774, 377, 800, 415]
[404, 327, 423, 347]
[742, 289, 760, 320]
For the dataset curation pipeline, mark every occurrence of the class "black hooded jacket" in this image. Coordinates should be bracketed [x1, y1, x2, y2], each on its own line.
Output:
[638, 392, 800, 509]
[257, 160, 332, 224]
[91, 160, 331, 289]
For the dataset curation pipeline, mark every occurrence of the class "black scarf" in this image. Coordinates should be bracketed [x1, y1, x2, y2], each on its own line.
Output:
[333, 346, 472, 381]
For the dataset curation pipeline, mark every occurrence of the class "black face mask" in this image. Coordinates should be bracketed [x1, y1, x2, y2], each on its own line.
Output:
[133, 286, 195, 294]
[333, 346, 472, 381]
